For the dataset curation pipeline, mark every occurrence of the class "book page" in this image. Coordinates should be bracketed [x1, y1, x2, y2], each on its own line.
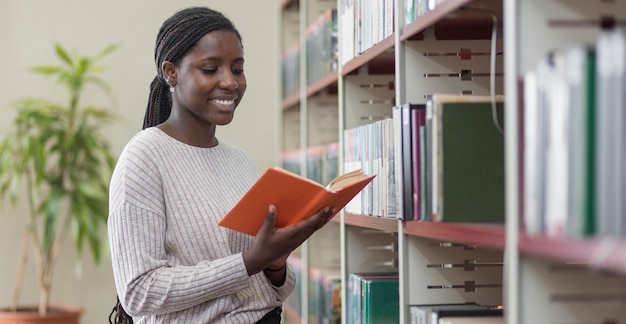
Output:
[326, 169, 369, 192]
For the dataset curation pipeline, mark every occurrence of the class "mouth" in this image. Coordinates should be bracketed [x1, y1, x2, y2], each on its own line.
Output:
[212, 98, 236, 105]
[210, 98, 238, 111]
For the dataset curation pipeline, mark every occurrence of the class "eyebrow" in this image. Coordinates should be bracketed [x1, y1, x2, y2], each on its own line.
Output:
[200, 57, 245, 63]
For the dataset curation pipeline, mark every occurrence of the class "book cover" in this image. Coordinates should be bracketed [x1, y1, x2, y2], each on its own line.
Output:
[393, 105, 404, 219]
[423, 100, 434, 221]
[400, 103, 427, 220]
[432, 307, 503, 324]
[565, 45, 596, 238]
[411, 105, 427, 221]
[359, 274, 399, 324]
[432, 94, 505, 223]
[595, 26, 626, 237]
[438, 316, 504, 324]
[409, 303, 486, 324]
[218, 167, 375, 236]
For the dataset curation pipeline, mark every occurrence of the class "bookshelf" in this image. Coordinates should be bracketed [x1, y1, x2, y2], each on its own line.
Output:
[506, 1, 626, 323]
[279, 0, 626, 323]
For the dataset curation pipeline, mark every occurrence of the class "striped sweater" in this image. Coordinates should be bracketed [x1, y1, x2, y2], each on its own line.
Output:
[108, 127, 295, 323]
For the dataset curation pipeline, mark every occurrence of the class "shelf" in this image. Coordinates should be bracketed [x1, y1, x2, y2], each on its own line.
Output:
[306, 70, 338, 98]
[282, 92, 301, 110]
[282, 71, 338, 110]
[404, 221, 506, 250]
[344, 213, 399, 232]
[281, 0, 298, 10]
[401, 0, 503, 41]
[519, 234, 626, 275]
[342, 35, 395, 76]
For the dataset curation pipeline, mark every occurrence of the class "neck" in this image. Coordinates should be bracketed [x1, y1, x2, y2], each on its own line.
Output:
[157, 119, 218, 148]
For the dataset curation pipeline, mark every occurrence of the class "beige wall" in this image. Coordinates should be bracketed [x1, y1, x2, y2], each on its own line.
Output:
[0, 1, 280, 323]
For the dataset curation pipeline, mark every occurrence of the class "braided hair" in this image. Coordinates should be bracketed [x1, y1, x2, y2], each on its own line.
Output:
[110, 7, 242, 324]
[141, 6, 243, 130]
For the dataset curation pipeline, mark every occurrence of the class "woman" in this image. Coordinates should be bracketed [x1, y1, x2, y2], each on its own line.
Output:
[108, 7, 333, 323]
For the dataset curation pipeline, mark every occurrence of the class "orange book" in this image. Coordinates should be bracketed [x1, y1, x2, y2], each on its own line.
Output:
[219, 167, 375, 236]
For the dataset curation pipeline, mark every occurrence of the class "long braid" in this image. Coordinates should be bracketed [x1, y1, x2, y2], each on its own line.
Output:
[142, 76, 171, 129]
[111, 7, 243, 323]
[141, 6, 243, 129]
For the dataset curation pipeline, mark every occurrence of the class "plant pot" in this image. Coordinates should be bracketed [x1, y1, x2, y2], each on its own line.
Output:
[0, 305, 83, 324]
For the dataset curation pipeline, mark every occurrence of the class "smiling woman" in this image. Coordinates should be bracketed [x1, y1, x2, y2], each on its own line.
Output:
[159, 29, 247, 141]
[107, 6, 334, 324]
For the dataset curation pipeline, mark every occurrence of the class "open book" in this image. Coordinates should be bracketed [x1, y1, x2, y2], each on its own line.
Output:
[218, 167, 375, 236]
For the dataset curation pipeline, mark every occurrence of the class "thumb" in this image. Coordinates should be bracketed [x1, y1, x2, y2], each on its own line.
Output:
[258, 204, 277, 234]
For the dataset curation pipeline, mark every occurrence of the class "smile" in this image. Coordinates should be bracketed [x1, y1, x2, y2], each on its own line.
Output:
[211, 98, 236, 105]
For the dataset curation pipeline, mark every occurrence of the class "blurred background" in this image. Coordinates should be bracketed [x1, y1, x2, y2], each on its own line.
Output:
[0, 1, 281, 323]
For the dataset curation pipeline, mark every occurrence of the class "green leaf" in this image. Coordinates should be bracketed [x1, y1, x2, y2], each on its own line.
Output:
[31, 65, 63, 76]
[94, 43, 120, 62]
[42, 191, 62, 253]
[54, 43, 73, 67]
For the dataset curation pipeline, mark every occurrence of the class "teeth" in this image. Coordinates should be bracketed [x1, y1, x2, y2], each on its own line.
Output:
[212, 99, 235, 105]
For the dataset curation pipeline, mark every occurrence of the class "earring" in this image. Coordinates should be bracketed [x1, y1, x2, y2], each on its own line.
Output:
[165, 78, 175, 93]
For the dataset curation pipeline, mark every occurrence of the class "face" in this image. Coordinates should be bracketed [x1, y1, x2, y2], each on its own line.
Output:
[165, 30, 246, 127]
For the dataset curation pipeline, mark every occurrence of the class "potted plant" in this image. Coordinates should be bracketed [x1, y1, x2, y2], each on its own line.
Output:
[0, 43, 119, 323]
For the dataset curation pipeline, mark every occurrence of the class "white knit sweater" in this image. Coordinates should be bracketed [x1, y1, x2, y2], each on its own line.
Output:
[108, 127, 295, 323]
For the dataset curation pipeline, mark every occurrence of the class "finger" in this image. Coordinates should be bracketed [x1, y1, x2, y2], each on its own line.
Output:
[258, 204, 277, 236]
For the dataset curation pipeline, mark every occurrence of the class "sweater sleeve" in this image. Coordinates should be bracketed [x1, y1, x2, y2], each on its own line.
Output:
[270, 264, 296, 301]
[108, 204, 253, 316]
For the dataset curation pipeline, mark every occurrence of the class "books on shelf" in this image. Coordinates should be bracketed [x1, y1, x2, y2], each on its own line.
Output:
[347, 272, 399, 324]
[308, 267, 341, 324]
[409, 302, 503, 324]
[285, 257, 304, 319]
[438, 316, 504, 324]
[523, 24, 626, 239]
[219, 167, 374, 236]
[393, 103, 426, 220]
[344, 117, 398, 218]
[428, 94, 506, 223]
[595, 26, 626, 238]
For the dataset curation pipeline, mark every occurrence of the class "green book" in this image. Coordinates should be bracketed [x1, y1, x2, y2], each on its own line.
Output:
[565, 45, 596, 238]
[360, 275, 399, 324]
[431, 95, 505, 223]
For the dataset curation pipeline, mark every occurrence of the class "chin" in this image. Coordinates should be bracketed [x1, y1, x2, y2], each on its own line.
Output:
[216, 117, 235, 126]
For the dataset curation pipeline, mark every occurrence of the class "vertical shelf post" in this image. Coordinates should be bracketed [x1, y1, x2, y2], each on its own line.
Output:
[504, 0, 520, 323]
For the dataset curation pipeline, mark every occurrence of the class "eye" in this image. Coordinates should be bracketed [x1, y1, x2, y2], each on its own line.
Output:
[232, 68, 244, 75]
[201, 68, 218, 74]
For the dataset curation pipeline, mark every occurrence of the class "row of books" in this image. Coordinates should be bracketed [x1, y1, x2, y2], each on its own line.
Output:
[343, 118, 397, 217]
[281, 44, 300, 99]
[279, 94, 506, 223]
[347, 272, 399, 324]
[279, 143, 339, 187]
[285, 259, 341, 324]
[281, 8, 338, 100]
[342, 95, 506, 223]
[339, 0, 394, 65]
[308, 267, 341, 324]
[306, 8, 338, 86]
[409, 302, 503, 324]
[523, 25, 626, 239]
[405, 0, 447, 25]
[404, 95, 505, 223]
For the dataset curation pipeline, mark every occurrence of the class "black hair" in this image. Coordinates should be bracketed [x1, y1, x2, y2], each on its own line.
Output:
[110, 7, 242, 324]
[141, 6, 243, 130]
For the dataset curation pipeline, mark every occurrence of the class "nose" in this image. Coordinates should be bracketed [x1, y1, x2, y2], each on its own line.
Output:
[219, 70, 238, 90]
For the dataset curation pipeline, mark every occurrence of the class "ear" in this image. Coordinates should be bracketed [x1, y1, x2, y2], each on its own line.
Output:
[162, 61, 177, 86]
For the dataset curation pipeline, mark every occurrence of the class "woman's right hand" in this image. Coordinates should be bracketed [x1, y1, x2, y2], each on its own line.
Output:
[242, 204, 335, 275]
